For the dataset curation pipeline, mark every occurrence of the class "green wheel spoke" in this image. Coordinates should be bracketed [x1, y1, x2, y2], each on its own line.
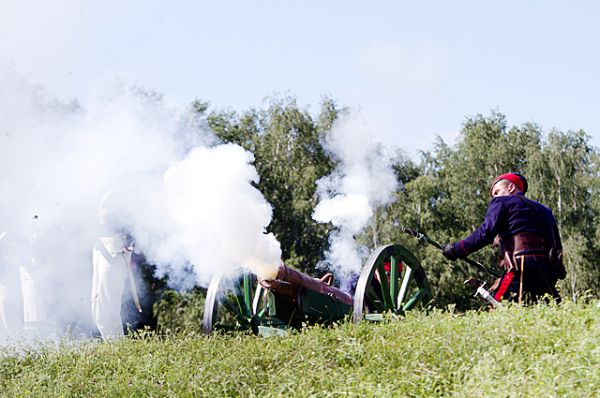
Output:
[402, 288, 428, 312]
[376, 262, 393, 310]
[252, 285, 265, 316]
[389, 255, 399, 308]
[220, 296, 251, 326]
[353, 244, 431, 323]
[242, 273, 253, 317]
[365, 286, 385, 312]
[204, 273, 269, 334]
[397, 266, 413, 307]
[257, 306, 268, 318]
[233, 291, 245, 316]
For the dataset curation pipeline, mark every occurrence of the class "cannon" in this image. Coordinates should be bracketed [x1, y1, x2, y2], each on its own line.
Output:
[203, 244, 433, 334]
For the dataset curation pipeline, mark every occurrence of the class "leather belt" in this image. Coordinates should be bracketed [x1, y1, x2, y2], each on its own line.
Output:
[504, 232, 547, 254]
[498, 232, 548, 271]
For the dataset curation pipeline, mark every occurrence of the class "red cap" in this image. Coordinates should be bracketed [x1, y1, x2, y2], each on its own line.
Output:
[491, 172, 528, 194]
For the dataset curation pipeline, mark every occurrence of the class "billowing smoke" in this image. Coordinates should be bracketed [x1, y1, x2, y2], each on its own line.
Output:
[313, 113, 399, 289]
[0, 67, 280, 342]
[125, 144, 282, 288]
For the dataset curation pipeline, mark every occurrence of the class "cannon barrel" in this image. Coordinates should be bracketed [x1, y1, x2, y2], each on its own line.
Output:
[258, 264, 354, 306]
[203, 244, 433, 334]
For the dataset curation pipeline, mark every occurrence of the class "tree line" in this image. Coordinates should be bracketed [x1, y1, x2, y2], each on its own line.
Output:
[149, 97, 598, 328]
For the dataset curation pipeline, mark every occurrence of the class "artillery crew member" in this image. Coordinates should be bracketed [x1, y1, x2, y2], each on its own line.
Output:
[442, 172, 566, 303]
[0, 230, 13, 340]
[91, 190, 134, 340]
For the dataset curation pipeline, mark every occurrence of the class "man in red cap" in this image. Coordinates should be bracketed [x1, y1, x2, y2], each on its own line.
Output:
[443, 172, 566, 304]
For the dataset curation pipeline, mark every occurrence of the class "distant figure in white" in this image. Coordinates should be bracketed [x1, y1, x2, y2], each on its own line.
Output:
[0, 230, 12, 340]
[1, 224, 51, 341]
[19, 253, 48, 335]
[19, 216, 51, 338]
[91, 191, 134, 340]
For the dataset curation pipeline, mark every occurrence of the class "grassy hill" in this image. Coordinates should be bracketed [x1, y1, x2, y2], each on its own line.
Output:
[1, 300, 598, 397]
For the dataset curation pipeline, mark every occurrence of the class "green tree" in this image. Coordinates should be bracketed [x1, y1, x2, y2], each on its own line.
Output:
[526, 129, 599, 299]
[376, 111, 599, 307]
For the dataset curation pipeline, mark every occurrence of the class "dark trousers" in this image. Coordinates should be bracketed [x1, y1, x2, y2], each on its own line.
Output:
[494, 256, 560, 304]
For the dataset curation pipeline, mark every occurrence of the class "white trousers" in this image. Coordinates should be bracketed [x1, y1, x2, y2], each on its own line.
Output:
[12, 261, 52, 340]
[91, 237, 130, 340]
[0, 272, 24, 341]
[0, 281, 12, 340]
[19, 263, 48, 324]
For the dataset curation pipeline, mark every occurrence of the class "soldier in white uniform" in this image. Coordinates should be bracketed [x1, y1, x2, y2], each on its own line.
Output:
[19, 258, 49, 336]
[0, 224, 51, 341]
[18, 217, 51, 339]
[0, 230, 12, 341]
[91, 191, 133, 340]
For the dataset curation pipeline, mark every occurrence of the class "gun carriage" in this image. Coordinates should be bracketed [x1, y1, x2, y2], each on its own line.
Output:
[203, 243, 433, 334]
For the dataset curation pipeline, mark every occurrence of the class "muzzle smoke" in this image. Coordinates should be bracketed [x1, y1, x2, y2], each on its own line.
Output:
[313, 113, 399, 289]
[0, 67, 281, 342]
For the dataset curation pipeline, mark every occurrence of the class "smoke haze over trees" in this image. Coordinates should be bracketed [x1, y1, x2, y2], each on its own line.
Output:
[204, 104, 599, 308]
[1, 71, 598, 337]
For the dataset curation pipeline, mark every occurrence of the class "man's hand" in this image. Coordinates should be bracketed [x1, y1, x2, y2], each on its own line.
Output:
[443, 243, 459, 261]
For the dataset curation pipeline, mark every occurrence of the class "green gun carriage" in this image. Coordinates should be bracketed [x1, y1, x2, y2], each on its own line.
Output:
[203, 243, 433, 334]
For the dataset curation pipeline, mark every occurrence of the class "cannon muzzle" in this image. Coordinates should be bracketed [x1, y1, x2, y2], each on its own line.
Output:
[258, 264, 353, 306]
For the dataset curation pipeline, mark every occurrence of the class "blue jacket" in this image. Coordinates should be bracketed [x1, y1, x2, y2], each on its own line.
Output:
[455, 192, 561, 258]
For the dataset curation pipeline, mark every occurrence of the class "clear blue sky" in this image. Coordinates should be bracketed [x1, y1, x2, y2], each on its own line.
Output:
[2, 1, 598, 156]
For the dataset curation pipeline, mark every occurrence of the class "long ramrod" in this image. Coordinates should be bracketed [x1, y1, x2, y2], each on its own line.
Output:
[401, 227, 502, 277]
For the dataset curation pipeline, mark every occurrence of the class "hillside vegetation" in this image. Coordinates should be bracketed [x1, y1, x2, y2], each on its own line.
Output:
[1, 300, 598, 397]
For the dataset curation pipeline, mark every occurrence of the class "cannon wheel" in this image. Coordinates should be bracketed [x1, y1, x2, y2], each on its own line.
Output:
[353, 244, 432, 322]
[203, 273, 267, 334]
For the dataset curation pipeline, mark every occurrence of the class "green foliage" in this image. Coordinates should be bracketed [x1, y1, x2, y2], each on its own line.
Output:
[527, 129, 599, 298]
[152, 288, 206, 334]
[1, 301, 598, 397]
[151, 103, 598, 323]
[374, 112, 599, 308]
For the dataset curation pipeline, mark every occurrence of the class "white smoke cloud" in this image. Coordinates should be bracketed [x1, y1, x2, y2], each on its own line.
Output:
[313, 113, 399, 286]
[0, 67, 281, 342]
[126, 144, 282, 288]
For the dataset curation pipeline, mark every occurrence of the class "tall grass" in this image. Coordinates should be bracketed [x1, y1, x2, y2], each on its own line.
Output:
[1, 300, 598, 397]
